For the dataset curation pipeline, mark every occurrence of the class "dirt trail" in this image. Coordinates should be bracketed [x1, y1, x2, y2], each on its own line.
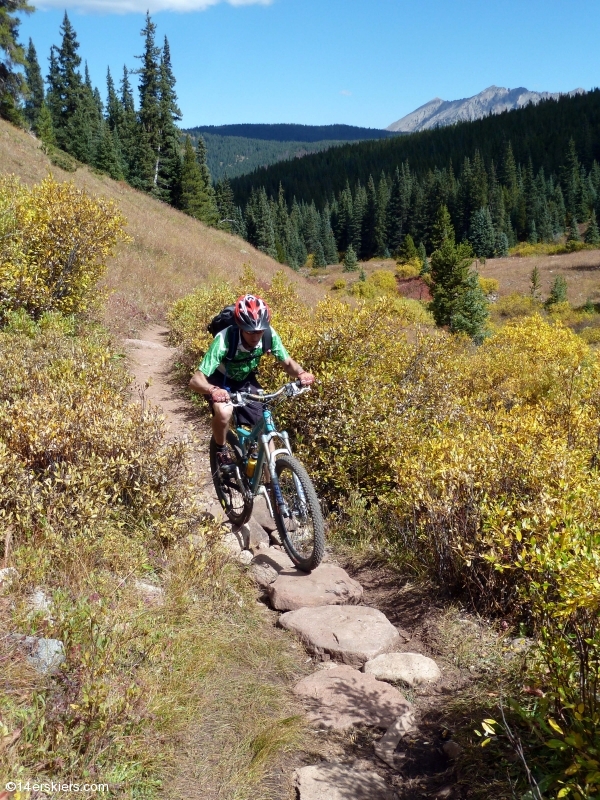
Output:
[125, 324, 219, 517]
[125, 326, 510, 800]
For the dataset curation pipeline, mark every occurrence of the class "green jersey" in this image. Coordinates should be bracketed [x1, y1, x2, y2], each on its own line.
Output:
[199, 326, 289, 383]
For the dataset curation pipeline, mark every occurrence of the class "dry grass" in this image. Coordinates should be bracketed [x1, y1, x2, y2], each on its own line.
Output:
[478, 248, 600, 306]
[0, 120, 323, 336]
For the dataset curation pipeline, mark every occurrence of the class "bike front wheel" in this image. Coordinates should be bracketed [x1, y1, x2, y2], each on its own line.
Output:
[209, 432, 253, 527]
[271, 454, 325, 572]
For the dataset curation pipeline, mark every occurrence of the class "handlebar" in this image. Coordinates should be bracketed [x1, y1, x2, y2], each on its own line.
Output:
[229, 379, 310, 407]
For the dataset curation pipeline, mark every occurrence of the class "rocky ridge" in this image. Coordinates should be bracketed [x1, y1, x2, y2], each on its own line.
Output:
[387, 85, 585, 133]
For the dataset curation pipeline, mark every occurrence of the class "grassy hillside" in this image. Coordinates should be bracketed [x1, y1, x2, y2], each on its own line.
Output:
[0, 120, 322, 335]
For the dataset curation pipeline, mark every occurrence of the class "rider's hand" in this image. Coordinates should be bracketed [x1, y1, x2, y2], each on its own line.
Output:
[209, 387, 230, 403]
[298, 371, 315, 386]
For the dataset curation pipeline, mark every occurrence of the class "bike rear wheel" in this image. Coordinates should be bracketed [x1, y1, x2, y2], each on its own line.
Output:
[271, 454, 325, 572]
[209, 432, 253, 526]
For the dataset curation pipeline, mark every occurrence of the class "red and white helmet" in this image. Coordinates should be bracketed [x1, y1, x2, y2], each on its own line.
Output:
[234, 294, 271, 331]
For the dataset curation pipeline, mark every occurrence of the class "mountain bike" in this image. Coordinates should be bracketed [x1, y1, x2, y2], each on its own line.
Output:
[209, 379, 325, 572]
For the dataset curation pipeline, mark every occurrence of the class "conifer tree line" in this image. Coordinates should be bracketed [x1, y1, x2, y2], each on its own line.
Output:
[20, 12, 239, 229]
[238, 138, 600, 266]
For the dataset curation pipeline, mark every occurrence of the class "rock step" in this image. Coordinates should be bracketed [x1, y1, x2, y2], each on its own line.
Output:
[295, 762, 397, 800]
[278, 605, 399, 667]
[294, 664, 411, 730]
[364, 652, 442, 687]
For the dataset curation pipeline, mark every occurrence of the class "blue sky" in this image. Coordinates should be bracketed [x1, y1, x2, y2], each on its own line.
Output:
[18, 0, 600, 130]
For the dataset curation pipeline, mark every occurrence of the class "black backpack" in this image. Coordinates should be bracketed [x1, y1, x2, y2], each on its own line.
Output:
[207, 305, 273, 363]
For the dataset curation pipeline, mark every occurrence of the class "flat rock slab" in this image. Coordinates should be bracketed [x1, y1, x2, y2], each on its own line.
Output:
[294, 664, 411, 730]
[10, 635, 65, 675]
[364, 652, 442, 686]
[295, 763, 397, 800]
[268, 564, 363, 611]
[279, 605, 400, 666]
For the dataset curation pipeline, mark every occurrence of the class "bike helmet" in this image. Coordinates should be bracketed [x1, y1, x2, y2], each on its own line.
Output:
[234, 294, 271, 331]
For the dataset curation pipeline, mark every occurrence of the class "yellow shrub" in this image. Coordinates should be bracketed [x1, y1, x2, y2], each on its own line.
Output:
[0, 322, 197, 549]
[395, 259, 421, 279]
[0, 174, 129, 319]
[478, 276, 499, 295]
[492, 292, 540, 319]
[331, 278, 346, 290]
[579, 325, 600, 344]
[349, 269, 398, 299]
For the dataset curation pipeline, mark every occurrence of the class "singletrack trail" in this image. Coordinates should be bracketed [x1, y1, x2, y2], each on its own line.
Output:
[125, 327, 512, 800]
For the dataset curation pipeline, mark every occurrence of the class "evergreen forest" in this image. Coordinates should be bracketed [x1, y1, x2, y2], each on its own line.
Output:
[18, 12, 229, 229]
[229, 91, 600, 267]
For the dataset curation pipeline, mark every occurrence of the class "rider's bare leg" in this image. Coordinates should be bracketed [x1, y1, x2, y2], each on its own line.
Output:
[212, 401, 233, 446]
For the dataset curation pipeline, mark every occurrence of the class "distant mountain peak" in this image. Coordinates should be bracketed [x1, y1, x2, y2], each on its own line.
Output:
[387, 85, 586, 133]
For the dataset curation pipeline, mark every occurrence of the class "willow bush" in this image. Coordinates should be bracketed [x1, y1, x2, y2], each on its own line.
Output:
[171, 270, 600, 798]
[0, 174, 129, 320]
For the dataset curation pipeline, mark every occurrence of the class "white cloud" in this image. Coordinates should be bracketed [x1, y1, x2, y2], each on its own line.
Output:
[340, 90, 352, 96]
[37, 0, 272, 13]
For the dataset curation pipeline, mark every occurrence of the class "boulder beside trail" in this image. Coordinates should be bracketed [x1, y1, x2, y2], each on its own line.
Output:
[278, 605, 400, 667]
[294, 664, 411, 730]
[268, 564, 363, 611]
[10, 635, 65, 675]
[364, 652, 442, 687]
[295, 763, 397, 800]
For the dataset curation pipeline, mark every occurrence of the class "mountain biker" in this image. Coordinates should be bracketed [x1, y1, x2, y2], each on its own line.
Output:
[189, 293, 315, 466]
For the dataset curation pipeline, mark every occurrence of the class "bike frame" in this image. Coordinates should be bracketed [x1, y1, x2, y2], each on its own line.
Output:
[233, 397, 306, 518]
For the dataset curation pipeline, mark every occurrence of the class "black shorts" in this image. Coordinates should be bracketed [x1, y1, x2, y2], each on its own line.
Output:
[206, 371, 264, 428]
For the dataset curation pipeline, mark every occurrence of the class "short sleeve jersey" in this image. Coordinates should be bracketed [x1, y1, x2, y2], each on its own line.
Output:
[198, 326, 289, 383]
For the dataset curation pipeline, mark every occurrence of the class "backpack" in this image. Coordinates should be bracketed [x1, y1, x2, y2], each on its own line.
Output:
[207, 305, 273, 363]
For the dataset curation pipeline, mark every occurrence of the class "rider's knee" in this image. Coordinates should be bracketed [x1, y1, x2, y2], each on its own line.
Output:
[213, 402, 233, 425]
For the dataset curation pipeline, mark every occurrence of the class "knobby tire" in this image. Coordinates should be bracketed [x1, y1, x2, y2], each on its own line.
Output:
[209, 432, 253, 527]
[271, 454, 325, 572]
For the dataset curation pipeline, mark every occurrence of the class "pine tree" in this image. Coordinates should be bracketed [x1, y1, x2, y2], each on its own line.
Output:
[24, 39, 44, 130]
[567, 216, 581, 242]
[417, 242, 430, 274]
[94, 122, 124, 180]
[313, 241, 326, 268]
[430, 204, 454, 251]
[530, 265, 541, 300]
[215, 178, 236, 230]
[105, 67, 123, 132]
[430, 238, 488, 341]
[320, 204, 339, 263]
[136, 12, 162, 190]
[343, 243, 358, 271]
[0, 0, 32, 124]
[495, 231, 509, 257]
[527, 219, 538, 245]
[547, 275, 568, 306]
[584, 210, 600, 246]
[399, 233, 418, 262]
[181, 135, 217, 224]
[36, 100, 55, 146]
[156, 36, 182, 205]
[361, 174, 378, 259]
[245, 187, 276, 259]
[49, 13, 83, 151]
[469, 207, 496, 258]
